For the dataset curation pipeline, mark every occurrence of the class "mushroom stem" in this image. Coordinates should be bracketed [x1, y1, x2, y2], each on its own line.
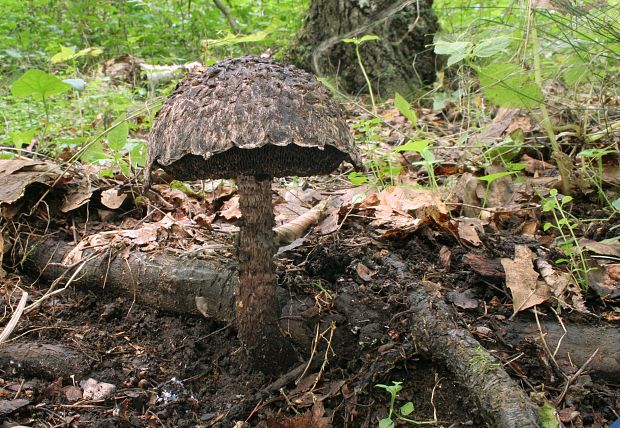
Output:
[236, 174, 297, 373]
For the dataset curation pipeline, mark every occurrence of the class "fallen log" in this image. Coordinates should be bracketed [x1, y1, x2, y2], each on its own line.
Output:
[25, 237, 239, 322]
[408, 285, 540, 427]
[502, 319, 620, 382]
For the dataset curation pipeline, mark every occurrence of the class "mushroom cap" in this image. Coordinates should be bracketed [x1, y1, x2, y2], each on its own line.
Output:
[146, 56, 361, 180]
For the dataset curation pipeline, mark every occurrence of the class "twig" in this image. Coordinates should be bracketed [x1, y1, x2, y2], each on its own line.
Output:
[0, 291, 28, 344]
[555, 348, 599, 406]
[212, 0, 239, 33]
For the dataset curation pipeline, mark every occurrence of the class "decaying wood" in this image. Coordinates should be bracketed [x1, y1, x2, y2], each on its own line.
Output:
[408, 284, 540, 427]
[25, 237, 239, 322]
[0, 342, 88, 379]
[502, 319, 620, 382]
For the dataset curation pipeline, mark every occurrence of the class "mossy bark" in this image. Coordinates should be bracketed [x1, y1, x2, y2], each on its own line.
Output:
[289, 0, 439, 98]
[236, 175, 297, 374]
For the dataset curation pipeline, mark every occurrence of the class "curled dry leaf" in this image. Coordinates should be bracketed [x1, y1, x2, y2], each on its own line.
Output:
[0, 159, 61, 205]
[501, 245, 549, 314]
[100, 188, 128, 209]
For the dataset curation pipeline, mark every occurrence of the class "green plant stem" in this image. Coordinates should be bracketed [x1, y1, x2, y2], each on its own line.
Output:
[529, 10, 571, 195]
[355, 44, 376, 112]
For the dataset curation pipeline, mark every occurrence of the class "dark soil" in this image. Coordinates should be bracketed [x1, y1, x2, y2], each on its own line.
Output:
[1, 211, 618, 427]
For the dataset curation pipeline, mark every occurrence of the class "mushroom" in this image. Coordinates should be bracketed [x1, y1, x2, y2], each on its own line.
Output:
[146, 56, 361, 373]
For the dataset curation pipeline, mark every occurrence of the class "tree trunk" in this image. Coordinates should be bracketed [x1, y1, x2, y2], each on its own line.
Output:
[236, 175, 297, 374]
[290, 0, 439, 98]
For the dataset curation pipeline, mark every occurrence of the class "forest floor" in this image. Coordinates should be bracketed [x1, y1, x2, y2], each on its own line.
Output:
[0, 87, 619, 427]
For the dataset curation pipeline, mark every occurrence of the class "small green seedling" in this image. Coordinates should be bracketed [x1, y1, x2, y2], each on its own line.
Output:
[10, 69, 72, 130]
[577, 148, 619, 212]
[349, 118, 401, 189]
[394, 140, 439, 191]
[376, 381, 415, 428]
[342, 35, 380, 111]
[541, 189, 591, 288]
[81, 117, 146, 177]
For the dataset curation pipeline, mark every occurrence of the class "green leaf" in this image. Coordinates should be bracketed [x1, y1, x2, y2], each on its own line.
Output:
[399, 401, 415, 416]
[128, 141, 146, 167]
[394, 140, 429, 153]
[434, 40, 472, 56]
[543, 222, 554, 231]
[348, 171, 369, 185]
[74, 46, 103, 58]
[107, 120, 129, 151]
[378, 418, 395, 428]
[612, 198, 620, 211]
[81, 140, 111, 164]
[10, 130, 36, 149]
[209, 31, 268, 47]
[432, 92, 451, 111]
[342, 35, 380, 45]
[446, 51, 468, 67]
[472, 37, 511, 58]
[479, 171, 515, 183]
[359, 34, 380, 43]
[478, 63, 543, 109]
[50, 45, 76, 64]
[10, 69, 72, 101]
[394, 92, 417, 126]
[118, 159, 130, 177]
[562, 55, 590, 87]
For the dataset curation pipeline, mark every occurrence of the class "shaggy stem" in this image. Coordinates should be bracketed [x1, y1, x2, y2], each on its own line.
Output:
[235, 174, 296, 374]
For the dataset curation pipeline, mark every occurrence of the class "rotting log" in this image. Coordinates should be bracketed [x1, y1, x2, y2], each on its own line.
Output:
[408, 284, 540, 428]
[502, 319, 620, 382]
[0, 342, 88, 379]
[24, 238, 239, 322]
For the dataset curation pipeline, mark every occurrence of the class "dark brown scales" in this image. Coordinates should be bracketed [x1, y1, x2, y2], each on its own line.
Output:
[146, 56, 361, 181]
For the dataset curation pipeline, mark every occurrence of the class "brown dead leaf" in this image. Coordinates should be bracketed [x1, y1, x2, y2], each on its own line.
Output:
[375, 186, 448, 215]
[463, 253, 505, 278]
[501, 245, 549, 314]
[0, 159, 62, 205]
[457, 218, 483, 246]
[473, 108, 531, 144]
[265, 400, 331, 428]
[521, 154, 556, 175]
[536, 258, 571, 297]
[439, 245, 452, 271]
[100, 189, 128, 209]
[0, 233, 5, 279]
[481, 164, 515, 209]
[275, 199, 329, 245]
[219, 196, 241, 220]
[356, 263, 375, 282]
[579, 238, 620, 258]
[61, 174, 94, 212]
[317, 209, 340, 235]
[602, 164, 620, 186]
[587, 263, 620, 298]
